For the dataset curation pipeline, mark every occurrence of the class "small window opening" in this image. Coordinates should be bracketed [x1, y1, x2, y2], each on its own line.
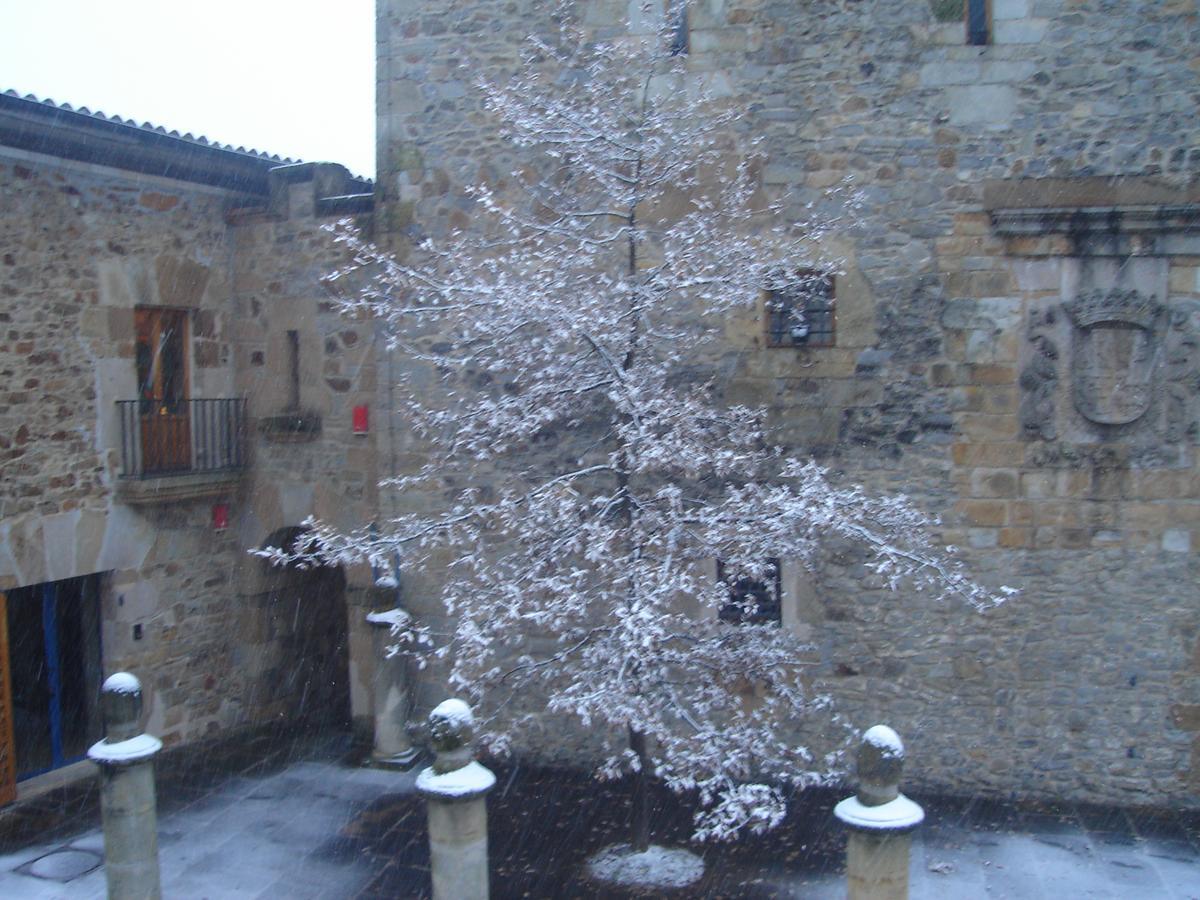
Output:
[966, 0, 990, 45]
[766, 271, 836, 348]
[286, 330, 301, 411]
[669, 2, 689, 56]
[717, 559, 781, 625]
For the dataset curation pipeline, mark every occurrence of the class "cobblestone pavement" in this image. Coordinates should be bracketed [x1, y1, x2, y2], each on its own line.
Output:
[0, 731, 1197, 898]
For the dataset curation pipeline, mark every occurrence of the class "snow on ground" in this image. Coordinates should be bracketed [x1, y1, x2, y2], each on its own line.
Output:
[0, 760, 419, 900]
[0, 752, 1198, 899]
[587, 843, 705, 889]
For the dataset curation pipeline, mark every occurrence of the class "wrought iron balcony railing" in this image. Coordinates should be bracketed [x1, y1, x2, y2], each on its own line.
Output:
[116, 398, 247, 479]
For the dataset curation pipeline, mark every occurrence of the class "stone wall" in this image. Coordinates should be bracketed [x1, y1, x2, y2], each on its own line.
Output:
[227, 166, 381, 732]
[0, 147, 247, 748]
[377, 0, 1200, 805]
[0, 139, 380, 755]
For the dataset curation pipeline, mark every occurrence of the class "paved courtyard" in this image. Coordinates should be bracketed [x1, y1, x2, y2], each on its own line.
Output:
[0, 731, 1198, 898]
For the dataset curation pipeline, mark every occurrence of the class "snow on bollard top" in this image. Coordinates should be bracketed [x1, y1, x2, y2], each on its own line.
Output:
[863, 724, 904, 759]
[416, 760, 497, 799]
[835, 722, 923, 832]
[102, 672, 142, 694]
[833, 792, 925, 832]
[417, 698, 495, 801]
[365, 607, 411, 628]
[430, 698, 474, 731]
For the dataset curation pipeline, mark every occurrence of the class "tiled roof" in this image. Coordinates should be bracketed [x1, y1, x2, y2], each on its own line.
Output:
[2, 89, 303, 165]
[0, 89, 372, 188]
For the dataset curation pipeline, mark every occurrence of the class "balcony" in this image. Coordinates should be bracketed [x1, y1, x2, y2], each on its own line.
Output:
[115, 398, 247, 504]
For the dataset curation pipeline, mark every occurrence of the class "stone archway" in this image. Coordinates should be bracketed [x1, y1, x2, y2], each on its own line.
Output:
[244, 526, 352, 732]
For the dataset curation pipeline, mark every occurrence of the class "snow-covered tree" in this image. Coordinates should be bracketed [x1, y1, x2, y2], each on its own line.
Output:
[303, 9, 1010, 849]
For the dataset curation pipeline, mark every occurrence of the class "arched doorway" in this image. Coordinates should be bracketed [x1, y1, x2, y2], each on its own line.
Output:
[251, 527, 351, 733]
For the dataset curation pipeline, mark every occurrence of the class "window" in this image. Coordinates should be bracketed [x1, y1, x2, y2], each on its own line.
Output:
[929, 0, 989, 45]
[669, 2, 689, 56]
[765, 271, 835, 348]
[717, 559, 782, 625]
[134, 307, 191, 473]
[135, 306, 189, 413]
[966, 0, 990, 45]
[3, 576, 103, 781]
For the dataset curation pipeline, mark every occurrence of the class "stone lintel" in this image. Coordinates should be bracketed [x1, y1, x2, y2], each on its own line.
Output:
[983, 178, 1200, 211]
[115, 471, 242, 505]
[990, 206, 1200, 257]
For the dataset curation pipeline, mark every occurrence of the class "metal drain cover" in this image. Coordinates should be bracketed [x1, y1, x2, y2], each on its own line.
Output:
[16, 848, 103, 882]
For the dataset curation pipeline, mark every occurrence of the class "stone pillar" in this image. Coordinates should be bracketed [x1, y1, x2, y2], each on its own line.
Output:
[834, 725, 924, 900]
[415, 699, 496, 900]
[87, 672, 163, 900]
[366, 607, 421, 768]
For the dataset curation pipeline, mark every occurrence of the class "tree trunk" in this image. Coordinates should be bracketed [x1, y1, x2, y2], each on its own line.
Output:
[629, 725, 651, 852]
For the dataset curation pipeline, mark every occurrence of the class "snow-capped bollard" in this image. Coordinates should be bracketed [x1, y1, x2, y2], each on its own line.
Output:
[415, 699, 496, 900]
[87, 672, 163, 900]
[834, 725, 924, 900]
[366, 607, 420, 768]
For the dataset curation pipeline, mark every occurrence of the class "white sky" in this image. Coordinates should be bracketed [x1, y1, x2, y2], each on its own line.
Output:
[0, 0, 376, 179]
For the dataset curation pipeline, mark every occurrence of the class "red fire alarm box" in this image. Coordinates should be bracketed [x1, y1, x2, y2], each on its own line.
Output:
[212, 503, 229, 531]
[353, 405, 369, 434]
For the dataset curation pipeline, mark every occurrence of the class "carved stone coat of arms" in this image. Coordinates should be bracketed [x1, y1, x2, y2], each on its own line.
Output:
[1064, 289, 1161, 426]
[1019, 288, 1199, 445]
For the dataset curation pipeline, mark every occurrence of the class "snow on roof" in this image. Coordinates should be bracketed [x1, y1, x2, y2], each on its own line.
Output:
[0, 89, 374, 185]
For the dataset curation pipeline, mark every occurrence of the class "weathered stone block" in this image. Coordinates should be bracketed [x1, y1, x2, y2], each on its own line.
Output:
[970, 468, 1020, 498]
[957, 499, 1008, 527]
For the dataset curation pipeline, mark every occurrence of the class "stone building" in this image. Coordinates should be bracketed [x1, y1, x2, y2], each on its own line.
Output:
[376, 0, 1200, 808]
[0, 91, 382, 802]
[3, 0, 1198, 816]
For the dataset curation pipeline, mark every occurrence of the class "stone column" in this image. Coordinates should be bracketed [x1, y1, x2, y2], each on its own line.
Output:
[87, 672, 163, 900]
[416, 699, 496, 900]
[366, 607, 421, 768]
[834, 725, 924, 900]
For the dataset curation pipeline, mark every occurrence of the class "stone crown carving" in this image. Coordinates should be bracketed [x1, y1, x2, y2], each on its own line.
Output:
[1064, 288, 1163, 331]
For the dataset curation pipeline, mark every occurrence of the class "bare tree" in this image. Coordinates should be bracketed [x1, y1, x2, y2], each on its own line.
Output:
[296, 10, 1010, 848]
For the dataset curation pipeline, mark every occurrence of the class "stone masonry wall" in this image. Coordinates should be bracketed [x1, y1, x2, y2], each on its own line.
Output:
[227, 169, 381, 731]
[378, 0, 1200, 805]
[0, 148, 248, 749]
[0, 146, 378, 755]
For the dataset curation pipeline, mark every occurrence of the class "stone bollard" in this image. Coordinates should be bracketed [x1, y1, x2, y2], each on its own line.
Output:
[365, 607, 421, 768]
[87, 672, 163, 900]
[834, 725, 924, 900]
[415, 699, 496, 900]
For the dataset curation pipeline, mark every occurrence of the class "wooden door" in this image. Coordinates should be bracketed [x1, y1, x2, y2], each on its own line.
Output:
[0, 593, 16, 806]
[135, 308, 191, 474]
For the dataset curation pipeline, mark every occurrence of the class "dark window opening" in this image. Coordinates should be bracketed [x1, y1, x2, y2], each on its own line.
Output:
[966, 0, 990, 45]
[5, 575, 104, 780]
[669, 3, 689, 56]
[286, 329, 301, 411]
[766, 271, 835, 348]
[717, 559, 781, 625]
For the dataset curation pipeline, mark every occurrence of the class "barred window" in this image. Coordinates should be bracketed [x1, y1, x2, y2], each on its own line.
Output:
[717, 559, 781, 625]
[765, 271, 835, 348]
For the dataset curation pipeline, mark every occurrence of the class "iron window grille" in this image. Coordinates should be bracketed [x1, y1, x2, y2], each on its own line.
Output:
[717, 558, 782, 625]
[766, 271, 835, 348]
